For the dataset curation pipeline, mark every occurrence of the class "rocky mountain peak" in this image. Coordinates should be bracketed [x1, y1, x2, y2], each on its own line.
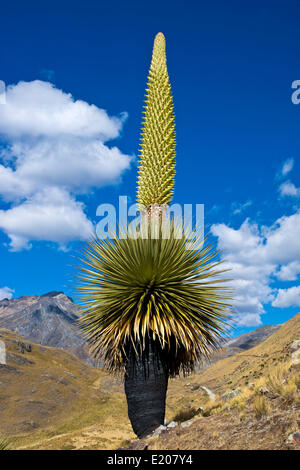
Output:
[0, 291, 93, 366]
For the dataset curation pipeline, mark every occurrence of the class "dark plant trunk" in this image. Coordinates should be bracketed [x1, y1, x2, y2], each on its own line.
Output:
[124, 339, 169, 438]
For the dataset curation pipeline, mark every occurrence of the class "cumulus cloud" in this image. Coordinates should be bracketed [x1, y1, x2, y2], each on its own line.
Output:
[212, 219, 262, 256]
[0, 286, 14, 300]
[211, 211, 300, 327]
[279, 181, 300, 198]
[0, 188, 94, 251]
[0, 80, 132, 250]
[234, 313, 263, 328]
[0, 80, 125, 140]
[272, 286, 300, 308]
[261, 211, 300, 265]
[0, 138, 131, 200]
[276, 261, 300, 281]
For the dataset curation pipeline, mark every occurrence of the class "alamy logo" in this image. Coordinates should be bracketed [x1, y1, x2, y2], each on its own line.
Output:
[291, 80, 300, 104]
[0, 80, 6, 104]
[95, 196, 204, 250]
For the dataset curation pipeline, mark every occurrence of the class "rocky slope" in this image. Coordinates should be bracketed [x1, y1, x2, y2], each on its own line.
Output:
[198, 324, 281, 369]
[0, 292, 94, 365]
[225, 324, 281, 351]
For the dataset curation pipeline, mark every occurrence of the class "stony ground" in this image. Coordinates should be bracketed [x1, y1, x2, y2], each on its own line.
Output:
[125, 398, 300, 450]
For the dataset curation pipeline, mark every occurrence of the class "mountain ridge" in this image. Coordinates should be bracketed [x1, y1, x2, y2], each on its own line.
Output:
[0, 291, 94, 365]
[0, 291, 283, 368]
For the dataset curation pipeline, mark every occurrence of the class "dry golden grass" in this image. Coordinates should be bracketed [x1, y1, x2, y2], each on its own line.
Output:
[253, 395, 271, 418]
[133, 315, 300, 450]
[172, 407, 199, 423]
[280, 378, 299, 403]
[266, 363, 289, 394]
[0, 328, 134, 450]
[165, 315, 300, 436]
[228, 394, 247, 411]
[1, 312, 300, 450]
[265, 362, 299, 403]
[166, 313, 300, 414]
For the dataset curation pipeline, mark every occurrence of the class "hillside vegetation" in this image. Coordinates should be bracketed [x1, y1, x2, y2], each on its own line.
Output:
[0, 313, 299, 450]
[0, 328, 134, 450]
[131, 313, 300, 450]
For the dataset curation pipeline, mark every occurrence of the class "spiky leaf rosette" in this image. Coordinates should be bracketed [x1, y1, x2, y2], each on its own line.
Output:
[76, 226, 231, 376]
[0, 438, 10, 450]
[137, 32, 176, 209]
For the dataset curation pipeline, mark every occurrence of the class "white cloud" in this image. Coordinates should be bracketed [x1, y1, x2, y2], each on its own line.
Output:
[0, 286, 14, 301]
[0, 80, 125, 140]
[234, 313, 262, 328]
[0, 80, 132, 250]
[261, 211, 300, 265]
[279, 181, 300, 198]
[272, 286, 300, 308]
[0, 138, 131, 200]
[212, 219, 262, 257]
[281, 158, 294, 177]
[211, 220, 275, 327]
[0, 188, 94, 251]
[277, 158, 300, 198]
[276, 261, 300, 281]
[276, 158, 294, 181]
[211, 211, 300, 327]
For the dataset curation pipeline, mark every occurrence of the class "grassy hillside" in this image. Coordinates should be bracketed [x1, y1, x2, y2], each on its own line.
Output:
[133, 313, 300, 450]
[163, 313, 300, 416]
[0, 328, 134, 450]
[0, 313, 299, 450]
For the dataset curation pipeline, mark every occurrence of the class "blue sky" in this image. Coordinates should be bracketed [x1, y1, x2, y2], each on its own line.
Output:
[0, 0, 300, 335]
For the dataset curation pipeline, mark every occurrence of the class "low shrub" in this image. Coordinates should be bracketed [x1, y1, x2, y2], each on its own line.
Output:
[253, 395, 271, 418]
[173, 407, 198, 423]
